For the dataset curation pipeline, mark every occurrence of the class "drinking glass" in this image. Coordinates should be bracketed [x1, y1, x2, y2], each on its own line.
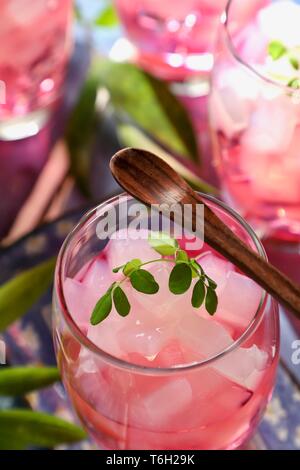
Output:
[0, 0, 73, 140]
[114, 0, 232, 82]
[53, 193, 279, 450]
[209, 0, 300, 241]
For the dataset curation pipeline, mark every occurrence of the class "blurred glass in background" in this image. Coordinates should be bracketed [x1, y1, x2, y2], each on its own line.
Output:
[114, 0, 228, 83]
[0, 0, 73, 141]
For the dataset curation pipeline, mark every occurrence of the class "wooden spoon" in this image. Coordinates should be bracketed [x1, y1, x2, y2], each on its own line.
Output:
[110, 147, 300, 318]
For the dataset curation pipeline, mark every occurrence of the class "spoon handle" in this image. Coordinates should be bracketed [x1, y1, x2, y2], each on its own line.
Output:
[191, 192, 300, 317]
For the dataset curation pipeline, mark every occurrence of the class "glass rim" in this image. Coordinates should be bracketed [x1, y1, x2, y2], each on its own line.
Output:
[223, 0, 299, 93]
[55, 192, 270, 376]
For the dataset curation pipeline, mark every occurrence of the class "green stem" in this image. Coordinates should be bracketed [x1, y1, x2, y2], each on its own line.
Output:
[140, 258, 176, 267]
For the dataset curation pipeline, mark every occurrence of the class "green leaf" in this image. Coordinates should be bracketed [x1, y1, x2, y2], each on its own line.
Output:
[0, 258, 56, 332]
[65, 64, 100, 197]
[117, 123, 218, 194]
[206, 276, 218, 290]
[0, 367, 60, 397]
[123, 259, 142, 276]
[130, 269, 159, 294]
[91, 288, 113, 325]
[268, 40, 287, 60]
[205, 288, 218, 316]
[176, 249, 189, 263]
[169, 263, 192, 295]
[95, 59, 198, 161]
[0, 410, 86, 449]
[288, 77, 300, 89]
[289, 56, 299, 70]
[148, 232, 178, 256]
[192, 280, 206, 308]
[113, 286, 130, 317]
[95, 4, 119, 27]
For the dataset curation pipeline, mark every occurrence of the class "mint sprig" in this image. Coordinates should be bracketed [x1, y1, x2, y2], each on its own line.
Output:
[268, 40, 287, 60]
[90, 232, 219, 325]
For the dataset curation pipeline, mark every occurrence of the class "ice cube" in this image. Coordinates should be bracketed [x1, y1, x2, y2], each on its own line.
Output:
[242, 94, 297, 155]
[86, 273, 175, 360]
[82, 257, 112, 293]
[234, 21, 268, 64]
[215, 344, 268, 390]
[142, 378, 193, 429]
[105, 228, 156, 272]
[185, 365, 253, 428]
[240, 126, 300, 203]
[64, 257, 114, 330]
[210, 86, 250, 139]
[126, 339, 186, 369]
[176, 314, 233, 359]
[197, 253, 233, 295]
[116, 309, 174, 358]
[86, 309, 124, 358]
[117, 324, 165, 358]
[216, 67, 260, 102]
[232, 69, 260, 103]
[63, 278, 92, 330]
[76, 363, 132, 426]
[210, 65, 262, 140]
[83, 258, 186, 360]
[258, 1, 300, 48]
[75, 369, 103, 404]
[123, 343, 192, 431]
[215, 271, 262, 330]
[129, 262, 189, 322]
[153, 339, 186, 367]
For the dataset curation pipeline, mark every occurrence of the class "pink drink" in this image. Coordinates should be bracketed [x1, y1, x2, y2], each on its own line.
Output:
[210, 0, 300, 240]
[0, 0, 73, 123]
[114, 0, 229, 81]
[53, 194, 279, 450]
